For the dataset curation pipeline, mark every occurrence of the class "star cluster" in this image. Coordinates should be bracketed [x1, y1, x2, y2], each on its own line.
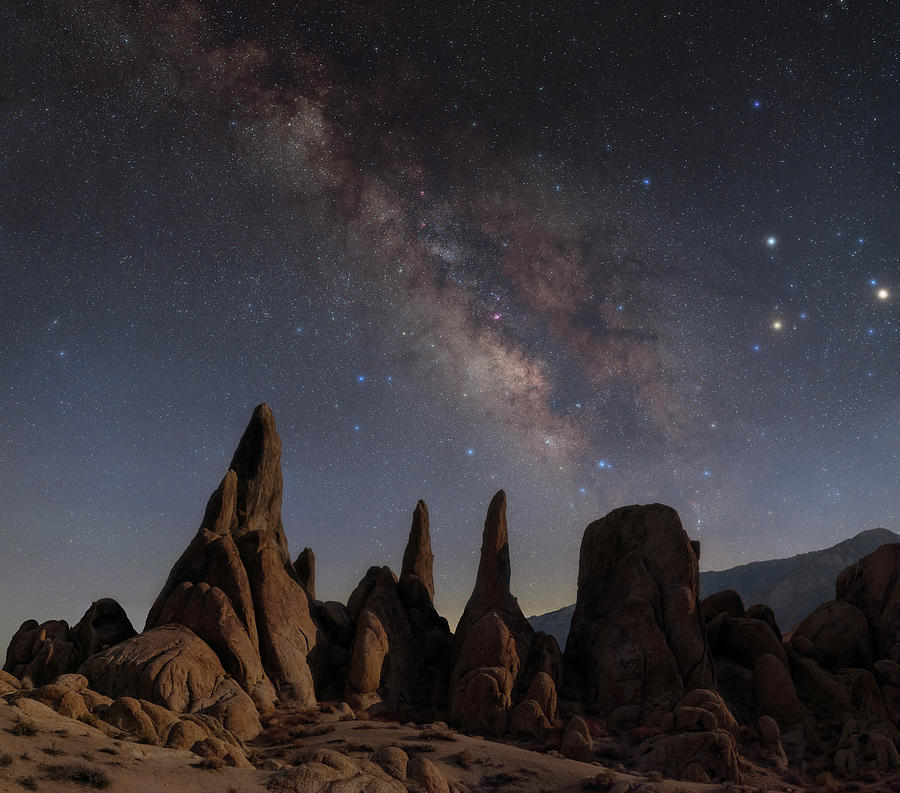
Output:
[0, 0, 896, 640]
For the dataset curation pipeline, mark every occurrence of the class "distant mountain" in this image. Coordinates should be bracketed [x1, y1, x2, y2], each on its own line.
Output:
[528, 528, 899, 646]
[699, 527, 900, 631]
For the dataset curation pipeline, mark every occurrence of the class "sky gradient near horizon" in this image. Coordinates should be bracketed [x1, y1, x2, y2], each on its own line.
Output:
[1, 1, 897, 644]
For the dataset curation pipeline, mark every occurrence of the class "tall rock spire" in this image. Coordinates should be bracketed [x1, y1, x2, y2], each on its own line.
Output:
[400, 500, 435, 601]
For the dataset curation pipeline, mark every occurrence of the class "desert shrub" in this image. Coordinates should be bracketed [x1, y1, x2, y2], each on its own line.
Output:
[1, 752, 14, 766]
[581, 769, 615, 790]
[41, 743, 64, 757]
[97, 747, 117, 755]
[645, 769, 662, 782]
[295, 723, 334, 738]
[479, 772, 524, 788]
[195, 756, 224, 771]
[814, 771, 839, 793]
[41, 762, 110, 789]
[17, 776, 38, 791]
[12, 719, 38, 737]
[420, 722, 454, 740]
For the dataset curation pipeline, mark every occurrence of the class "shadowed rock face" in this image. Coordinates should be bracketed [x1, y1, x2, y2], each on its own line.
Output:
[294, 547, 316, 600]
[400, 500, 434, 602]
[145, 403, 316, 710]
[343, 500, 453, 716]
[449, 490, 557, 736]
[565, 503, 715, 722]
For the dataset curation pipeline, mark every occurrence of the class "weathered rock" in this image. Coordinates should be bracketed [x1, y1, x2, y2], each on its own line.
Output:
[0, 670, 21, 694]
[449, 491, 534, 734]
[560, 715, 592, 761]
[78, 623, 261, 739]
[510, 698, 550, 737]
[400, 500, 435, 602]
[268, 748, 402, 793]
[746, 603, 782, 638]
[145, 404, 318, 708]
[72, 598, 136, 658]
[754, 652, 804, 726]
[526, 671, 558, 724]
[638, 729, 741, 783]
[701, 589, 745, 622]
[13, 683, 89, 721]
[407, 754, 450, 793]
[791, 599, 873, 669]
[105, 696, 158, 742]
[3, 619, 81, 686]
[565, 504, 714, 717]
[294, 547, 316, 600]
[371, 745, 408, 780]
[757, 715, 788, 768]
[151, 579, 277, 714]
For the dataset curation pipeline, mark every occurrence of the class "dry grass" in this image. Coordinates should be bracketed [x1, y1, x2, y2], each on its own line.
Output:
[0, 752, 14, 767]
[194, 756, 225, 771]
[41, 742, 65, 757]
[479, 772, 525, 789]
[41, 762, 111, 788]
[17, 776, 38, 790]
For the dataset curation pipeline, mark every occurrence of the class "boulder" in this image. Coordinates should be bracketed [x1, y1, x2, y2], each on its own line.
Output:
[564, 504, 714, 717]
[701, 590, 745, 621]
[757, 715, 788, 768]
[371, 745, 408, 780]
[79, 623, 261, 739]
[791, 599, 873, 669]
[837, 544, 900, 660]
[3, 619, 81, 686]
[72, 598, 136, 658]
[638, 729, 741, 783]
[510, 698, 550, 737]
[754, 652, 804, 726]
[407, 754, 450, 793]
[560, 715, 593, 761]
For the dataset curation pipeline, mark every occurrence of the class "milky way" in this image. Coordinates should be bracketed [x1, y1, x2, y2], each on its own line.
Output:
[0, 1, 896, 640]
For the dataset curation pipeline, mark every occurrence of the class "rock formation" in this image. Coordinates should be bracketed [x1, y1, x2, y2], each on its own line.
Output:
[145, 403, 317, 711]
[295, 547, 316, 599]
[4, 599, 136, 688]
[449, 490, 558, 736]
[343, 501, 452, 715]
[564, 503, 714, 725]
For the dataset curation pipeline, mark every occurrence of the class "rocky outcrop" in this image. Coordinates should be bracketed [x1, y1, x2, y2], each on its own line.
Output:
[449, 491, 557, 736]
[3, 600, 136, 688]
[295, 547, 316, 600]
[79, 623, 261, 740]
[646, 688, 742, 783]
[342, 501, 452, 715]
[145, 403, 317, 709]
[564, 504, 714, 724]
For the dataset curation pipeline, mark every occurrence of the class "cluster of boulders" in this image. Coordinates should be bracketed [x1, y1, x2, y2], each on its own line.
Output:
[3, 403, 899, 786]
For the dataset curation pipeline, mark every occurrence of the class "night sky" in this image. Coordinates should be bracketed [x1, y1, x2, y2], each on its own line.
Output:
[1, 1, 897, 645]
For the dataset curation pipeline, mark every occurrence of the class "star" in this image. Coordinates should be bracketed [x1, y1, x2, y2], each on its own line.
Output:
[771, 320, 783, 331]
[876, 288, 890, 301]
[766, 236, 777, 247]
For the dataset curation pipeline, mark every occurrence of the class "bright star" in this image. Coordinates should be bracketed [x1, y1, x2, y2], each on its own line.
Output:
[642, 177, 651, 186]
[771, 320, 783, 331]
[357, 375, 366, 383]
[876, 288, 890, 301]
[466, 448, 475, 456]
[766, 236, 777, 247]
[597, 460, 611, 469]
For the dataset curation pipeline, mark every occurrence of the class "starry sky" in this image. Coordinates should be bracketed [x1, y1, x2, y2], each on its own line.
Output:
[1, 1, 897, 645]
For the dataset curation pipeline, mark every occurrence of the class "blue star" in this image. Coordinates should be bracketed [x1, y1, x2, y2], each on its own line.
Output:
[357, 374, 366, 383]
[752, 344, 761, 352]
[703, 470, 712, 478]
[752, 99, 762, 108]
[353, 425, 360, 432]
[597, 459, 612, 470]
[466, 448, 475, 456]
[641, 177, 651, 186]
[869, 278, 878, 286]
[579, 487, 586, 494]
